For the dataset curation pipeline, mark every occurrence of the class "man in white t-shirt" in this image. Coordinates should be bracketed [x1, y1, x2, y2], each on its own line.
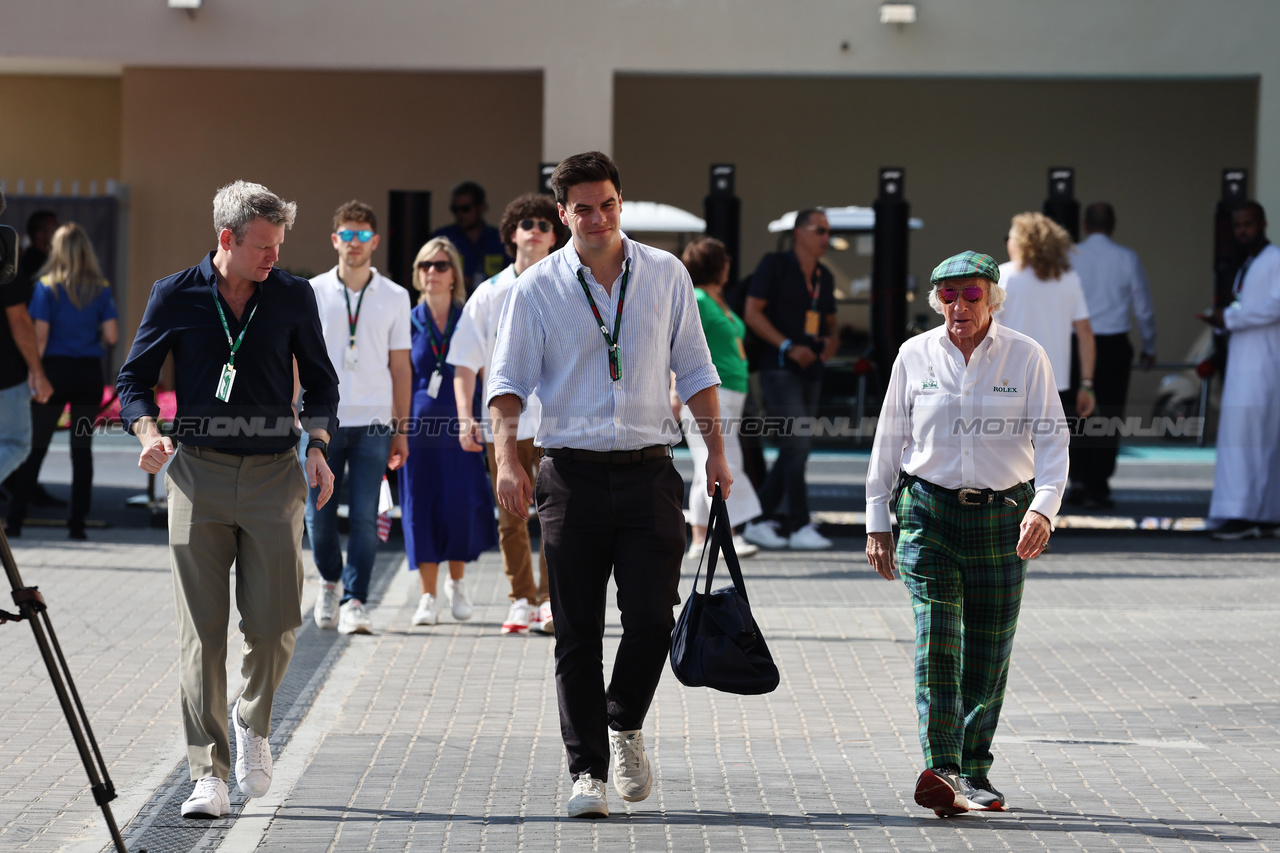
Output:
[448, 193, 561, 635]
[304, 200, 412, 634]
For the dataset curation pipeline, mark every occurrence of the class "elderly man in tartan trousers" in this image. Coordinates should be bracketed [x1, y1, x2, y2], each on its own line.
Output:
[865, 251, 1069, 817]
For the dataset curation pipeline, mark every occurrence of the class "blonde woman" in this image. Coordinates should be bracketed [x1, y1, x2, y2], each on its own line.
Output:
[998, 212, 1097, 428]
[400, 237, 497, 627]
[5, 223, 117, 540]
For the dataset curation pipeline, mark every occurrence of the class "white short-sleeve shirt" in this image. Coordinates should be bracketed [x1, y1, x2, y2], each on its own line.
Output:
[309, 266, 412, 427]
[446, 264, 542, 441]
[996, 263, 1090, 391]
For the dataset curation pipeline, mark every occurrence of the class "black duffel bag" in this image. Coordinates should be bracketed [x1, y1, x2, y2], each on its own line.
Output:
[670, 485, 779, 695]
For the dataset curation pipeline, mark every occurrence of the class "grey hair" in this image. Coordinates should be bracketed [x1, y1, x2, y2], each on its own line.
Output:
[213, 180, 297, 242]
[927, 280, 1006, 315]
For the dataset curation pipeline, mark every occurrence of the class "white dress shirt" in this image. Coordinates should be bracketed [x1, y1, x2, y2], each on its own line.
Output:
[865, 322, 1070, 533]
[997, 263, 1090, 391]
[487, 233, 720, 451]
[446, 264, 542, 442]
[309, 267, 412, 427]
[1072, 233, 1157, 352]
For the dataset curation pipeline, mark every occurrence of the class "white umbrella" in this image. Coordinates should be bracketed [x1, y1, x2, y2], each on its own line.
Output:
[620, 201, 706, 233]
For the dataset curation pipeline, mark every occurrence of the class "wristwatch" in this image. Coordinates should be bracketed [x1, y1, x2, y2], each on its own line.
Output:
[778, 339, 793, 367]
[306, 438, 330, 461]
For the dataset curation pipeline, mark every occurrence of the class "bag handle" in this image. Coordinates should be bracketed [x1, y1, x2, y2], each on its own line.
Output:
[692, 484, 751, 604]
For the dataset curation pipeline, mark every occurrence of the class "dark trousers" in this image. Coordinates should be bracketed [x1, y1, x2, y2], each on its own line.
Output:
[758, 369, 822, 529]
[7, 356, 101, 531]
[535, 455, 685, 780]
[1071, 333, 1133, 497]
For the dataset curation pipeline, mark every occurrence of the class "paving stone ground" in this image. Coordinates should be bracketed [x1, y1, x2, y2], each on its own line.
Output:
[0, 445, 1277, 852]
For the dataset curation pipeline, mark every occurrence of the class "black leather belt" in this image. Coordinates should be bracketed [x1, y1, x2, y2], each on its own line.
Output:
[540, 445, 673, 466]
[902, 473, 1029, 507]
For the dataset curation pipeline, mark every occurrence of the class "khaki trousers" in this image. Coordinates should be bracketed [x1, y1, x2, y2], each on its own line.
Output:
[165, 444, 307, 781]
[486, 438, 548, 604]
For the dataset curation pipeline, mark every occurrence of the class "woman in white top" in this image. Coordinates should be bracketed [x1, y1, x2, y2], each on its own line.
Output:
[997, 212, 1096, 423]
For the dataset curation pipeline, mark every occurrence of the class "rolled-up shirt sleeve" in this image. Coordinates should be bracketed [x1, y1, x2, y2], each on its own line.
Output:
[669, 271, 720, 403]
[293, 284, 340, 434]
[117, 281, 173, 435]
[487, 284, 544, 411]
[1027, 347, 1069, 524]
[865, 354, 911, 533]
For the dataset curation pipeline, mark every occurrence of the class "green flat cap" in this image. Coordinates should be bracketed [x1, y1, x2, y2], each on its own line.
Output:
[930, 250, 1001, 285]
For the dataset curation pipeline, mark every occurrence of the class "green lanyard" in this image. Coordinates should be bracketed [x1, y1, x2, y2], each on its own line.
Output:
[576, 259, 630, 382]
[342, 280, 367, 347]
[211, 281, 259, 367]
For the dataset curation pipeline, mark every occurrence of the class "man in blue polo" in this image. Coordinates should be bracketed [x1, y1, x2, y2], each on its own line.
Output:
[431, 181, 510, 295]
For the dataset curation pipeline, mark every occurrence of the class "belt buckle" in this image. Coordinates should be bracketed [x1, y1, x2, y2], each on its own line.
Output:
[957, 488, 985, 506]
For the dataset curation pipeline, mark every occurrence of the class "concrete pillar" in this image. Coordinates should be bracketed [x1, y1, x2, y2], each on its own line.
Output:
[1257, 72, 1280, 218]
[542, 61, 613, 162]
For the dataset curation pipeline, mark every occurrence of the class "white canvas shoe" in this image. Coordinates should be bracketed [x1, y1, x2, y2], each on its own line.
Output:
[233, 705, 272, 798]
[412, 593, 438, 626]
[445, 577, 473, 621]
[742, 520, 789, 549]
[314, 582, 339, 629]
[567, 772, 609, 818]
[732, 534, 760, 558]
[181, 776, 229, 819]
[608, 729, 653, 802]
[502, 598, 532, 634]
[337, 599, 372, 635]
[530, 601, 554, 634]
[788, 522, 833, 550]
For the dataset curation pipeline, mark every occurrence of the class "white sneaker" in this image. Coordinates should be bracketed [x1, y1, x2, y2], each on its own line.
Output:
[445, 577, 473, 621]
[337, 599, 372, 635]
[181, 776, 229, 819]
[530, 601, 554, 634]
[314, 582, 339, 629]
[502, 598, 532, 634]
[732, 534, 760, 558]
[412, 593, 438, 626]
[742, 519, 788, 549]
[788, 522, 833, 550]
[608, 729, 653, 802]
[233, 704, 272, 798]
[567, 772, 609, 818]
[685, 539, 707, 560]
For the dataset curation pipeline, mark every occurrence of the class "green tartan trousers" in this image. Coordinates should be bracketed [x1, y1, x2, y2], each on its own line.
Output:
[894, 477, 1032, 777]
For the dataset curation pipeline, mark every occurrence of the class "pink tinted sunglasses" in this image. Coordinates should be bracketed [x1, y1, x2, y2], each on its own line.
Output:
[937, 285, 986, 304]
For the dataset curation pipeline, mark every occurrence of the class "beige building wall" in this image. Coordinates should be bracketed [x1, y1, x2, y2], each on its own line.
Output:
[0, 74, 122, 188]
[119, 68, 543, 347]
[616, 75, 1258, 409]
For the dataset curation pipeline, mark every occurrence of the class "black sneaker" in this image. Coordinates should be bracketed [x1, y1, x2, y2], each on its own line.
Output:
[965, 776, 1006, 811]
[914, 765, 973, 817]
[1211, 520, 1264, 541]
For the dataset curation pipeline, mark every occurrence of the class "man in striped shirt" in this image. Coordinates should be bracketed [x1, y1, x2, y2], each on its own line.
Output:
[488, 151, 731, 819]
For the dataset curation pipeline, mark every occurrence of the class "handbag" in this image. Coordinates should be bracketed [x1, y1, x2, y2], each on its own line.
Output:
[670, 485, 780, 695]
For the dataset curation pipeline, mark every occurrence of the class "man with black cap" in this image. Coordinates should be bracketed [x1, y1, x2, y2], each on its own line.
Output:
[865, 250, 1069, 817]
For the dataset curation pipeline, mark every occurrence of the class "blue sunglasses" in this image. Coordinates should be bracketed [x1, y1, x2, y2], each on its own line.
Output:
[336, 229, 375, 243]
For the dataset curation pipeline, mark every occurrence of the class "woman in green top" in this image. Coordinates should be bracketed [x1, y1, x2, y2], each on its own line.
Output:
[676, 237, 762, 557]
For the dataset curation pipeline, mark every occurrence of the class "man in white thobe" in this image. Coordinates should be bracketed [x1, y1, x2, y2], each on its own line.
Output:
[1202, 201, 1280, 540]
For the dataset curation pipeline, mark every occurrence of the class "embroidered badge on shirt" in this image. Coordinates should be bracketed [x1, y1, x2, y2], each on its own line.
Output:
[992, 379, 1019, 393]
[921, 364, 938, 389]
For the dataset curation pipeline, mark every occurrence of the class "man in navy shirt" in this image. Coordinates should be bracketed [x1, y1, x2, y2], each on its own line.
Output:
[117, 181, 339, 820]
[431, 181, 511, 295]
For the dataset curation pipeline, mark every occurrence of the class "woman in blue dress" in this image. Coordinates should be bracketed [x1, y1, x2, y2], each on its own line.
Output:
[401, 237, 498, 627]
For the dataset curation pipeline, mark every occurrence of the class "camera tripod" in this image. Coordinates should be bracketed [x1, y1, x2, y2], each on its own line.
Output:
[0, 528, 127, 852]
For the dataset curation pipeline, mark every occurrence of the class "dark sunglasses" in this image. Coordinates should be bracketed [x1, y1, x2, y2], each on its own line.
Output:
[519, 219, 553, 233]
[336, 229, 375, 243]
[937, 285, 986, 304]
[418, 260, 452, 273]
[450, 204, 475, 214]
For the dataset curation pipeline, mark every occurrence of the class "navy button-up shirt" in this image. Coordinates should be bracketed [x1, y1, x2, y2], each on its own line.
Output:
[118, 251, 339, 454]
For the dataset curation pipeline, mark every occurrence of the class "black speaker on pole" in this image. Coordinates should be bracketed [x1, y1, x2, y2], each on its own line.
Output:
[704, 164, 741, 285]
[1213, 168, 1248, 309]
[538, 163, 558, 196]
[871, 167, 910, 389]
[1042, 167, 1079, 241]
[387, 190, 431, 290]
